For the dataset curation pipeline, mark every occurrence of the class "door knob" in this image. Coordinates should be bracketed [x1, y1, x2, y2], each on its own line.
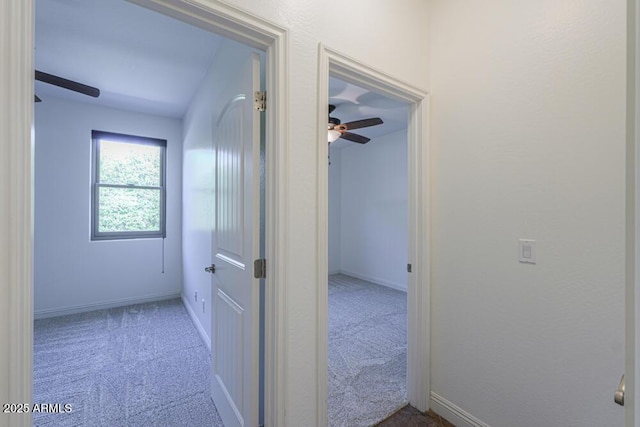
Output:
[204, 264, 216, 274]
[615, 374, 625, 406]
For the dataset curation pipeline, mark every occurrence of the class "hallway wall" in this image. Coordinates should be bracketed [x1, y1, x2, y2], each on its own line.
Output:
[428, 1, 626, 426]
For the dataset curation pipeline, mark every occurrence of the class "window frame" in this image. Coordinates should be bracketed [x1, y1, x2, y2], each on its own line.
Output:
[91, 130, 167, 241]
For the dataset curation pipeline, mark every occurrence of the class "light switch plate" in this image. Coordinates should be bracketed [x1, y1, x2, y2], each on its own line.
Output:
[518, 239, 536, 264]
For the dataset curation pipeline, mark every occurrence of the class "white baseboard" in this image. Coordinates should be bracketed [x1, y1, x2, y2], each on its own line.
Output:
[339, 270, 407, 292]
[430, 392, 492, 427]
[34, 292, 181, 319]
[181, 294, 211, 351]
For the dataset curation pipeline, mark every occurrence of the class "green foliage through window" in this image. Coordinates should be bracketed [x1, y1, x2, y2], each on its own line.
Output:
[91, 131, 166, 240]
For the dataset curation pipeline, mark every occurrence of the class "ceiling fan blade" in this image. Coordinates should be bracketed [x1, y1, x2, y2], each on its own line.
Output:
[342, 117, 383, 130]
[35, 70, 100, 98]
[340, 132, 370, 144]
[329, 104, 336, 114]
[34, 94, 42, 103]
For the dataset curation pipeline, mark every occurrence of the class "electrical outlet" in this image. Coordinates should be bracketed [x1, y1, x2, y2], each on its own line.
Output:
[202, 298, 205, 313]
[194, 291, 198, 302]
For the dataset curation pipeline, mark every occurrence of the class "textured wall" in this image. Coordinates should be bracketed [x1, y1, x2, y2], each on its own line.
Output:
[34, 97, 183, 316]
[428, 1, 626, 426]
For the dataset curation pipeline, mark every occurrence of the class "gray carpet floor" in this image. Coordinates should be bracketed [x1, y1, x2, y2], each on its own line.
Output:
[33, 298, 223, 427]
[34, 281, 406, 427]
[328, 274, 408, 427]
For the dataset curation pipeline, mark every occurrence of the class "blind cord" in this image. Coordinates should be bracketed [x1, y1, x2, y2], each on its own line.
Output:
[161, 237, 165, 274]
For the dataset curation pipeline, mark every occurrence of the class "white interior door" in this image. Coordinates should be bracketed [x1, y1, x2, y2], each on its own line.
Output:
[210, 50, 261, 427]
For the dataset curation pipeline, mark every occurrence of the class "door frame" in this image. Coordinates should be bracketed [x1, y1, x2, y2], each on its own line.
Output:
[316, 45, 430, 425]
[628, 1, 639, 426]
[3, 0, 289, 426]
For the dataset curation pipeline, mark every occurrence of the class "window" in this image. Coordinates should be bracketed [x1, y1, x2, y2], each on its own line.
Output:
[91, 130, 167, 240]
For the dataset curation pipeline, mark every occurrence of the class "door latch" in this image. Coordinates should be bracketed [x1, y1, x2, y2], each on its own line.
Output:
[615, 374, 625, 406]
[204, 264, 216, 274]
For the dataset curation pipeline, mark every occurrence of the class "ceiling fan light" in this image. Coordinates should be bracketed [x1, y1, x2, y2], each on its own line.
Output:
[328, 129, 341, 143]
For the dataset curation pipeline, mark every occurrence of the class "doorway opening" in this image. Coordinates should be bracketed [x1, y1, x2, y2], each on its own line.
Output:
[30, 1, 283, 427]
[317, 45, 430, 427]
[5, 0, 288, 426]
[327, 76, 410, 425]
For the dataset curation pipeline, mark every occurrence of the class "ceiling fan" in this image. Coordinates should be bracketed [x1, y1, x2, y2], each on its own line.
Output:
[34, 70, 100, 103]
[327, 104, 383, 144]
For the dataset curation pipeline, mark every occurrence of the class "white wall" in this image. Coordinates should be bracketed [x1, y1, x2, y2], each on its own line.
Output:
[328, 146, 342, 274]
[329, 130, 408, 291]
[34, 97, 183, 317]
[428, 2, 626, 426]
[181, 38, 258, 344]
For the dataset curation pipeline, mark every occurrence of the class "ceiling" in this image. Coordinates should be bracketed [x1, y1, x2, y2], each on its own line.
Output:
[35, 0, 223, 118]
[36, 0, 408, 141]
[328, 77, 408, 148]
